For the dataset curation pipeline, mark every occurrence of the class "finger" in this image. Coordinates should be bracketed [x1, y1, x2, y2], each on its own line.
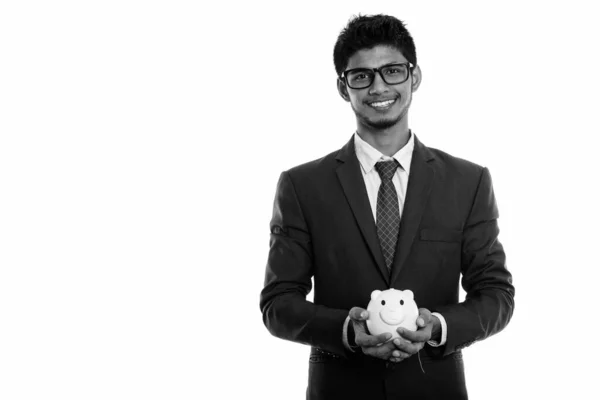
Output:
[397, 326, 431, 343]
[417, 308, 432, 327]
[363, 341, 396, 360]
[355, 331, 391, 347]
[393, 336, 424, 355]
[349, 307, 369, 321]
[389, 357, 403, 363]
[391, 349, 411, 359]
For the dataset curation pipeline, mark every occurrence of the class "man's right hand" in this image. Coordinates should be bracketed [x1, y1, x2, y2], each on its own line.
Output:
[348, 307, 397, 361]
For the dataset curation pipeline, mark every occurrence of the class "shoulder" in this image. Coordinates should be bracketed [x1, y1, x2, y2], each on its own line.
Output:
[286, 148, 340, 177]
[282, 136, 353, 184]
[426, 145, 487, 181]
[276, 149, 341, 195]
[270, 148, 342, 208]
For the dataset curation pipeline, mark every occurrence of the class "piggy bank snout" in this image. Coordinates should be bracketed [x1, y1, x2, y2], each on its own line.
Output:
[385, 306, 402, 313]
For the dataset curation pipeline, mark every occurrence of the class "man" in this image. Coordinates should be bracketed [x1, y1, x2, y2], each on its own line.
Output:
[260, 14, 514, 400]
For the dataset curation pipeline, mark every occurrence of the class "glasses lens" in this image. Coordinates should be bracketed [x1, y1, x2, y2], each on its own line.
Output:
[346, 69, 373, 89]
[381, 64, 409, 84]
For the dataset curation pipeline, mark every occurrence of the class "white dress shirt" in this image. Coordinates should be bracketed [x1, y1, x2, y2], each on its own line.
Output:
[342, 131, 448, 351]
[354, 131, 413, 222]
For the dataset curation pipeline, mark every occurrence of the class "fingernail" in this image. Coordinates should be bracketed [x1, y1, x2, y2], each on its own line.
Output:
[394, 339, 401, 345]
[360, 311, 367, 319]
[418, 318, 425, 326]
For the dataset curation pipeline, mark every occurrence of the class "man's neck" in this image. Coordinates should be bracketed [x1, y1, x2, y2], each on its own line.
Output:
[356, 120, 411, 157]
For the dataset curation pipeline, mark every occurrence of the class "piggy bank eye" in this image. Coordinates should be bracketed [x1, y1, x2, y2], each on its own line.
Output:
[400, 300, 404, 305]
[381, 300, 386, 305]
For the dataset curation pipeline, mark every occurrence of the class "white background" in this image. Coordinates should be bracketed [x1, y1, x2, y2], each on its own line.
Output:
[1, 0, 599, 399]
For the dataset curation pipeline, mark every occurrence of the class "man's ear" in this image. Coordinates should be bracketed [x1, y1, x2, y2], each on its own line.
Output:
[411, 64, 422, 92]
[337, 78, 351, 102]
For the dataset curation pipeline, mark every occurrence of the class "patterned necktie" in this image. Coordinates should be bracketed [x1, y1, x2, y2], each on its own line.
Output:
[375, 160, 401, 272]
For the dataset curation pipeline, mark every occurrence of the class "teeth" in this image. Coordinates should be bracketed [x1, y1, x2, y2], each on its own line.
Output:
[370, 99, 395, 108]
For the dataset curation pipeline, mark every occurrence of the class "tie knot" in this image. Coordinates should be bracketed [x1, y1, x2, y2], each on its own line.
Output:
[375, 160, 400, 181]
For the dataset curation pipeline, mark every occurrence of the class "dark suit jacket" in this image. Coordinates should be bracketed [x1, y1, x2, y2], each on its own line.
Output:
[260, 134, 515, 400]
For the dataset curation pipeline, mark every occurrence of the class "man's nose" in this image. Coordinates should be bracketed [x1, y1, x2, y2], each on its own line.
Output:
[369, 72, 389, 94]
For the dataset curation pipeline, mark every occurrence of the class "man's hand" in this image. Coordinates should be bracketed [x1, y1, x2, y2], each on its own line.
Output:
[389, 308, 441, 363]
[348, 307, 396, 361]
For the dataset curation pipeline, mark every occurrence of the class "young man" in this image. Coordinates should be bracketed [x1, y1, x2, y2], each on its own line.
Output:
[260, 14, 514, 400]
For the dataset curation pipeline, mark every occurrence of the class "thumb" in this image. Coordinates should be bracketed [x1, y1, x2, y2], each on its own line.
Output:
[349, 307, 369, 321]
[417, 308, 432, 327]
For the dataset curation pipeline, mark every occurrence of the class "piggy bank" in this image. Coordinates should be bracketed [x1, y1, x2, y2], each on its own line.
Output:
[366, 289, 419, 340]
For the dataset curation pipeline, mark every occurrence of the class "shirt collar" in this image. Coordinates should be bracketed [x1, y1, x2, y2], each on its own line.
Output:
[354, 131, 415, 174]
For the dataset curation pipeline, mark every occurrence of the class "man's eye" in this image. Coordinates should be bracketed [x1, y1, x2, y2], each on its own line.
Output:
[385, 68, 402, 75]
[354, 73, 369, 81]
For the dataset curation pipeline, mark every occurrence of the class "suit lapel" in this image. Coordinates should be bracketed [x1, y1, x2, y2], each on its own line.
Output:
[390, 135, 435, 284]
[335, 137, 389, 284]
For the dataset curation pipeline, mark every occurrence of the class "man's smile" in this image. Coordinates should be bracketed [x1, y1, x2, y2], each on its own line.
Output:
[367, 98, 397, 110]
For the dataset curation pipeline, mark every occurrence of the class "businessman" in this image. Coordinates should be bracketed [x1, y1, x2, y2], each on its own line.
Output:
[260, 14, 515, 400]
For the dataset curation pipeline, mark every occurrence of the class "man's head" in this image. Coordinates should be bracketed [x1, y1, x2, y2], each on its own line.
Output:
[334, 15, 421, 132]
[333, 14, 417, 77]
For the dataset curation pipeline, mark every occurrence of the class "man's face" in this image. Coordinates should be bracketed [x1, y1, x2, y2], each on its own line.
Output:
[337, 45, 421, 131]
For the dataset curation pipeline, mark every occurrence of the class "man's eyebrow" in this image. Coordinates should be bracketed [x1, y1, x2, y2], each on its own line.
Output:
[350, 61, 407, 70]
[377, 61, 407, 67]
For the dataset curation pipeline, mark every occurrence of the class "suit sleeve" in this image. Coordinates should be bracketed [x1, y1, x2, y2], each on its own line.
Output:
[433, 167, 515, 357]
[259, 171, 350, 357]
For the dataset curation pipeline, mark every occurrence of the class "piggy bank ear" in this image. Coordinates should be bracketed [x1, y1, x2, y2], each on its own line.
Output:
[370, 290, 382, 301]
[404, 290, 414, 300]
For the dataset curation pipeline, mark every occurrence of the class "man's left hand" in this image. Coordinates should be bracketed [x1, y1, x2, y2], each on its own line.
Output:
[389, 308, 440, 363]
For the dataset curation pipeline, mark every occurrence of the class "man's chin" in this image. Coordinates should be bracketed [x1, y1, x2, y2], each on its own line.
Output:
[360, 115, 401, 130]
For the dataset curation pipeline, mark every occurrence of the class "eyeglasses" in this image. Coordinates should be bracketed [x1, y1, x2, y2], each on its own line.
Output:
[340, 62, 413, 89]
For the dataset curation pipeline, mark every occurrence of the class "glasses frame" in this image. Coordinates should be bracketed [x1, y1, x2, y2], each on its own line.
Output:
[340, 62, 414, 89]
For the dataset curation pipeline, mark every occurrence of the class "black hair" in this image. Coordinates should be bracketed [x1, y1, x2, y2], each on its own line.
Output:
[333, 14, 417, 76]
